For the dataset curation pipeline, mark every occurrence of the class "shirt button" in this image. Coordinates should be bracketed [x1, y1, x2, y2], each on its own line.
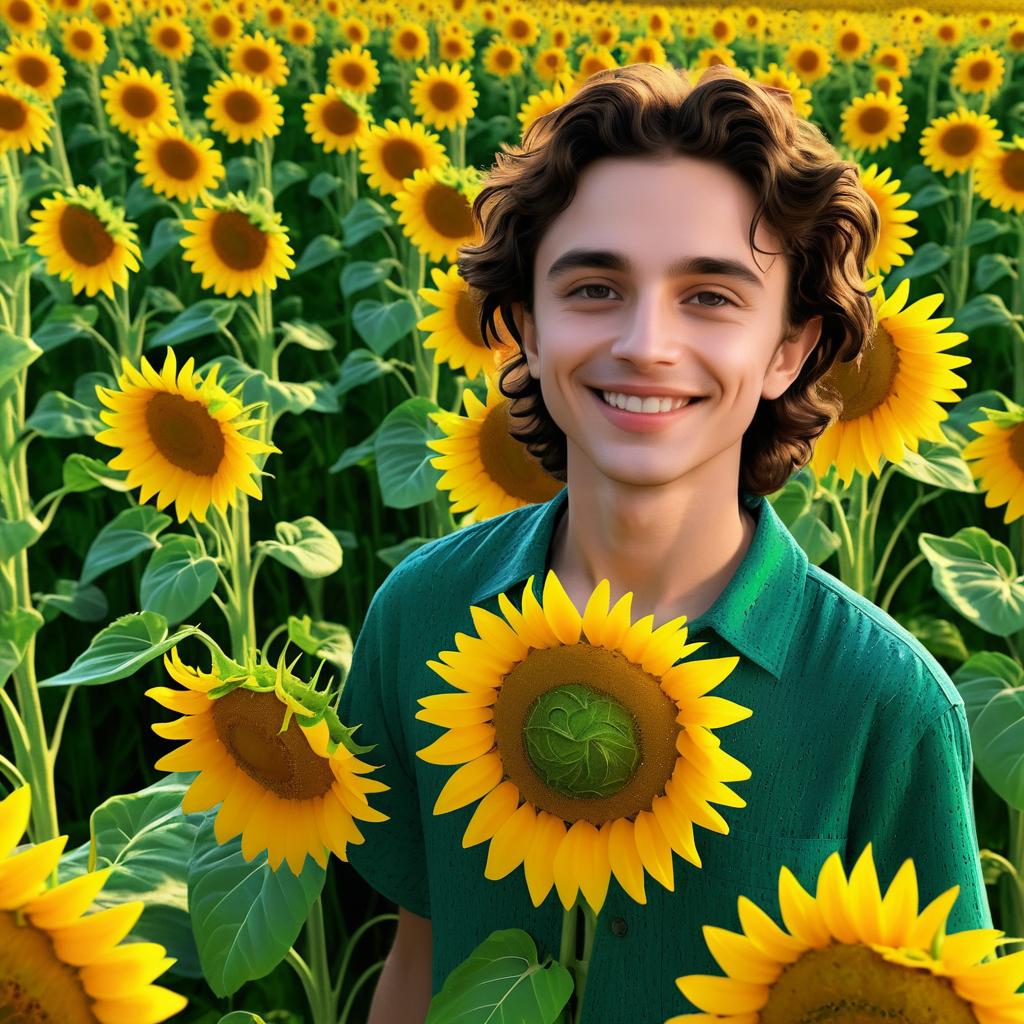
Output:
[611, 916, 628, 937]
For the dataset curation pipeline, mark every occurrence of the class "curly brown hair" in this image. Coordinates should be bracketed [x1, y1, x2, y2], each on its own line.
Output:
[456, 63, 880, 495]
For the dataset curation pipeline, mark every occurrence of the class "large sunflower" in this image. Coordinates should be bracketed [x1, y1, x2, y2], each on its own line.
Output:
[0, 0, 46, 36]
[0, 83, 52, 153]
[147, 643, 389, 874]
[27, 184, 140, 299]
[204, 71, 282, 144]
[858, 163, 919, 275]
[841, 91, 909, 153]
[326, 44, 380, 95]
[502, 8, 539, 45]
[392, 164, 483, 264]
[180, 190, 294, 297]
[0, 785, 188, 1024]
[961, 400, 1024, 524]
[135, 122, 225, 202]
[358, 116, 448, 197]
[228, 30, 288, 87]
[810, 277, 970, 487]
[974, 135, 1024, 215]
[101, 60, 177, 137]
[0, 38, 65, 101]
[302, 86, 372, 154]
[951, 43, 1006, 99]
[94, 346, 279, 523]
[668, 842, 1023, 1023]
[409, 61, 477, 132]
[921, 108, 1004, 177]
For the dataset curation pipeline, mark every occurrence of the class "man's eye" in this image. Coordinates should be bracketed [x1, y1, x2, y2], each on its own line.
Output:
[566, 286, 735, 307]
[691, 291, 734, 308]
[567, 284, 615, 300]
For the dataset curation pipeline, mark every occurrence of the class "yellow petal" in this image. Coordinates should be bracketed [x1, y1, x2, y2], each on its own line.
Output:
[607, 817, 646, 905]
[433, 751, 503, 815]
[674, 974, 768, 1015]
[0, 786, 32, 858]
[522, 810, 565, 908]
[484, 801, 535, 880]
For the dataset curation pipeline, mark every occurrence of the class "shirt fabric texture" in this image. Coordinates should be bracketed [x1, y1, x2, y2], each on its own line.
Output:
[336, 484, 994, 1021]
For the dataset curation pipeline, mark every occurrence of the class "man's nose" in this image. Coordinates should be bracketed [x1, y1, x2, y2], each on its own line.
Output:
[608, 292, 685, 367]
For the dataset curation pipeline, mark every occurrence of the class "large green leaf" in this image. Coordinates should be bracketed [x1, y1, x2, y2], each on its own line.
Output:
[38, 611, 199, 687]
[897, 615, 969, 664]
[918, 527, 1024, 636]
[335, 348, 394, 397]
[26, 390, 103, 438]
[286, 615, 352, 673]
[374, 397, 445, 509]
[0, 607, 44, 686]
[892, 439, 976, 492]
[973, 690, 1024, 811]
[953, 294, 1021, 334]
[258, 517, 342, 578]
[339, 258, 401, 297]
[0, 514, 42, 560]
[81, 506, 173, 585]
[292, 234, 343, 276]
[188, 814, 326, 997]
[141, 536, 218, 624]
[341, 197, 392, 246]
[352, 298, 418, 356]
[425, 929, 573, 1024]
[62, 453, 131, 494]
[953, 651, 1022, 731]
[0, 329, 42, 389]
[33, 303, 99, 352]
[142, 217, 188, 270]
[941, 389, 1007, 448]
[33, 578, 108, 622]
[788, 510, 841, 566]
[146, 299, 238, 350]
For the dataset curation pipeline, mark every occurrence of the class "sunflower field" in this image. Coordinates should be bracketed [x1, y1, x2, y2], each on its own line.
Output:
[2, 0, 1024, 1020]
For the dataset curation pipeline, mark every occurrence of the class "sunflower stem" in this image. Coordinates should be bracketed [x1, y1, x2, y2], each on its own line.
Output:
[303, 895, 335, 1024]
[572, 902, 598, 1024]
[925, 47, 941, 127]
[330, 912, 398, 1007]
[46, 100, 75, 190]
[86, 64, 116, 169]
[558, 903, 578, 1018]
[952, 165, 976, 312]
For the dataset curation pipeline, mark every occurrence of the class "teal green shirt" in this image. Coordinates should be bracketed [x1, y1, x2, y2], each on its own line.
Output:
[337, 486, 994, 1020]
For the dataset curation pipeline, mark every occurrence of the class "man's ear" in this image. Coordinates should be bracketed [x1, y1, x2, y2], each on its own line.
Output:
[506, 301, 539, 380]
[762, 315, 823, 401]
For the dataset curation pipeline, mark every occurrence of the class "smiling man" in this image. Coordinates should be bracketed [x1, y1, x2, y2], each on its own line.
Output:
[337, 63, 994, 1023]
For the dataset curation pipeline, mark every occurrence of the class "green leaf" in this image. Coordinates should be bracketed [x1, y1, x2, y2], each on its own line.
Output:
[0, 607, 44, 686]
[38, 611, 199, 688]
[279, 319, 336, 351]
[0, 515, 43, 560]
[0, 329, 42, 389]
[352, 298, 418, 356]
[145, 286, 185, 316]
[219, 1015, 267, 1024]
[891, 439, 976, 492]
[292, 234, 343, 276]
[905, 184, 952, 211]
[788, 510, 841, 566]
[886, 242, 950, 287]
[918, 527, 1024, 636]
[425, 929, 573, 1024]
[188, 814, 326, 997]
[33, 578, 108, 622]
[898, 614, 969, 664]
[26, 390, 103, 438]
[147, 299, 238, 350]
[33, 303, 99, 352]
[286, 615, 353, 672]
[973, 689, 1024, 810]
[953, 651, 1022, 731]
[62, 453, 131, 493]
[81, 506, 173, 585]
[975, 253, 1017, 291]
[125, 177, 174, 219]
[328, 424, 380, 473]
[374, 397, 445, 508]
[340, 259, 399, 297]
[142, 217, 188, 270]
[335, 348, 392, 396]
[953, 294, 1021, 334]
[140, 536, 218, 624]
[271, 160, 308, 197]
[258, 517, 342, 578]
[941, 389, 1008, 448]
[199, 354, 323, 419]
[964, 218, 1010, 246]
[308, 171, 340, 199]
[341, 197, 392, 247]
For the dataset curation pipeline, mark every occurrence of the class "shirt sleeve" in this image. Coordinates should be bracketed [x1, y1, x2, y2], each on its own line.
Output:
[335, 570, 431, 919]
[846, 702, 994, 936]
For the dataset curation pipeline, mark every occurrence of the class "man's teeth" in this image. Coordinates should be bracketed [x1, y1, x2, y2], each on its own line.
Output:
[601, 390, 694, 414]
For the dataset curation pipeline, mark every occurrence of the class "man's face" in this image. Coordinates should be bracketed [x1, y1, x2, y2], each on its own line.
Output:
[508, 154, 822, 488]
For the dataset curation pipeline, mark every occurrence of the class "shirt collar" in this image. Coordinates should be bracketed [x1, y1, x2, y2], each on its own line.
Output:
[468, 485, 807, 680]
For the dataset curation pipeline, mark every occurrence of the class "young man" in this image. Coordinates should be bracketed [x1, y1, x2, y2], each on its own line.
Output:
[337, 64, 993, 1022]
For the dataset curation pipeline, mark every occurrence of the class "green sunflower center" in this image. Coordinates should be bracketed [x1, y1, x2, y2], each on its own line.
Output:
[156, 138, 200, 180]
[121, 83, 158, 119]
[0, 94, 27, 131]
[422, 182, 474, 239]
[210, 209, 268, 270]
[145, 391, 226, 475]
[941, 124, 979, 157]
[59, 203, 114, 267]
[831, 325, 898, 421]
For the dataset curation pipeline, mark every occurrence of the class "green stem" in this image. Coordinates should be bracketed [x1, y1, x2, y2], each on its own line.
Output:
[926, 48, 941, 126]
[573, 903, 598, 1024]
[304, 895, 335, 1024]
[47, 101, 75, 189]
[330, 912, 398, 1005]
[879, 551, 926, 613]
[871, 488, 943, 601]
[337, 961, 386, 1024]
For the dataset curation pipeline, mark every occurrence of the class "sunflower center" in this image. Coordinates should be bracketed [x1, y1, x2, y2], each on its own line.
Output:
[455, 289, 486, 348]
[940, 25, 954, 40]
[159, 27, 181, 48]
[156, 138, 201, 180]
[636, 45, 654, 61]
[145, 391, 226, 475]
[212, 15, 232, 36]
[400, 29, 418, 49]
[0, 94, 27, 131]
[381, 138, 424, 183]
[858, 105, 890, 134]
[510, 18, 527, 37]
[210, 209, 268, 271]
[341, 61, 366, 86]
[941, 124, 979, 157]
[969, 60, 992, 82]
[840, 30, 859, 51]
[211, 688, 336, 800]
[17, 55, 50, 88]
[223, 88, 261, 123]
[121, 83, 158, 118]
[1001, 150, 1024, 192]
[798, 50, 819, 72]
[477, 401, 566, 504]
[423, 182, 475, 239]
[58, 203, 114, 267]
[242, 46, 270, 73]
[1008, 424, 1024, 473]
[0, 912, 96, 1023]
[880, 53, 898, 69]
[321, 98, 357, 136]
[8, 0, 32, 23]
[428, 80, 459, 112]
[760, 943, 977, 1023]
[71, 29, 94, 50]
[830, 325, 898, 421]
[494, 643, 681, 824]
[496, 49, 513, 68]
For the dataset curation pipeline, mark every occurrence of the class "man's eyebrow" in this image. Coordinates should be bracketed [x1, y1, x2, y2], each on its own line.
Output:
[545, 248, 764, 289]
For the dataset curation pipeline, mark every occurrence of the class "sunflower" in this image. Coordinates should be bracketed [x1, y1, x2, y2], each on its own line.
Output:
[482, 38, 523, 78]
[61, 15, 107, 63]
[962, 400, 1024, 523]
[668, 842, 1024, 1023]
[90, 0, 126, 29]
[873, 44, 910, 77]
[204, 72, 282, 144]
[873, 68, 903, 98]
[951, 43, 1005, 99]
[0, 786, 188, 1024]
[932, 16, 963, 47]
[920, 108, 1004, 177]
[1008, 21, 1024, 53]
[409, 61, 478, 132]
[206, 6, 240, 46]
[0, 84, 51, 152]
[135, 122, 225, 203]
[148, 643, 389, 874]
[389, 19, 429, 61]
[416, 570, 752, 913]
[228, 29, 288, 86]
[834, 19, 870, 61]
[0, 38, 65, 101]
[575, 46, 619, 83]
[261, 0, 289, 30]
[533, 45, 568, 82]
[810, 277, 970, 488]
[181, 191, 294, 297]
[624, 35, 667, 67]
[302, 86, 371, 154]
[392, 164, 482, 264]
[518, 74, 579, 138]
[752, 63, 812, 118]
[101, 60, 177, 137]
[785, 39, 831, 84]
[694, 45, 738, 72]
[1, 0, 46, 35]
[358, 116, 448, 197]
[339, 13, 368, 45]
[149, 15, 192, 60]
[326, 43, 379, 95]
[503, 7, 539, 46]
[841, 90, 909, 153]
[286, 15, 313, 45]
[858, 163, 919, 275]
[974, 135, 1024, 215]
[439, 27, 473, 62]
[707, 12, 736, 45]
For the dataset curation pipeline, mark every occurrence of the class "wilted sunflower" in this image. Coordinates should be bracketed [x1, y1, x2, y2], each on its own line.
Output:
[810, 277, 970, 487]
[392, 164, 483, 264]
[410, 61, 478, 131]
[61, 16, 107, 63]
[147, 643, 389, 875]
[752, 63, 812, 118]
[302, 86, 372, 154]
[101, 60, 177, 137]
[785, 39, 831, 84]
[962, 399, 1024, 523]
[518, 74, 579, 137]
[0, 84, 51, 153]
[228, 30, 288, 87]
[858, 163, 919, 275]
[974, 135, 1024, 214]
[135, 122, 225, 203]
[951, 43, 1005, 99]
[204, 72, 282, 144]
[326, 44, 380, 95]
[95, 346, 279, 523]
[27, 184, 140, 299]
[668, 842, 1024, 1024]
[921, 108, 1003, 177]
[0, 0, 46, 36]
[149, 15, 193, 60]
[206, 7, 240, 47]
[416, 571, 751, 913]
[359, 116, 448, 197]
[427, 371, 564, 520]
[181, 190, 294, 297]
[389, 19, 429, 61]
[482, 39, 523, 78]
[0, 38, 65, 101]
[0, 785, 188, 1024]
[841, 91, 909, 153]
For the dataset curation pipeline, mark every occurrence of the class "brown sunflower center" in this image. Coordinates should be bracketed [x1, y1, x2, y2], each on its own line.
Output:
[494, 642, 681, 824]
[340, 61, 366, 86]
[292, 25, 309, 42]
[59, 203, 114, 267]
[400, 29, 418, 49]
[145, 391, 226, 474]
[381, 137, 425, 183]
[0, 912, 96, 1024]
[242, 46, 270, 73]
[223, 87, 261, 123]
[421, 184, 473, 239]
[831, 324, 898, 421]
[455, 287, 486, 349]
[156, 138, 200, 179]
[212, 14, 232, 36]
[121, 83, 158, 119]
[211, 688, 336, 800]
[858, 105, 891, 134]
[1011, 30, 1024, 49]
[840, 30, 860, 51]
[939, 25, 955, 41]
[544, 52, 560, 68]
[969, 60, 993, 82]
[210, 209, 268, 271]
[1000, 150, 1024, 192]
[0, 94, 28, 131]
[880, 53, 899, 69]
[428, 80, 459, 111]
[478, 400, 566, 504]
[636, 45, 654, 61]
[17, 55, 50, 88]
[495, 48, 513, 68]
[74, 29, 98, 51]
[798, 49, 819, 72]
[159, 26, 182, 48]
[509, 18, 528, 38]
[1009, 423, 1024, 473]
[321, 98, 357, 136]
[941, 123, 980, 157]
[760, 943, 977, 1023]
[7, 0, 32, 23]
